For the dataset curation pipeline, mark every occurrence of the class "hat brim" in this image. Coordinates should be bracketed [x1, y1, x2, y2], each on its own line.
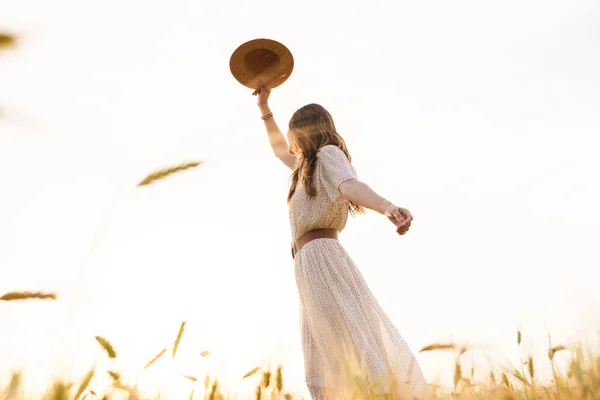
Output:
[229, 38, 294, 90]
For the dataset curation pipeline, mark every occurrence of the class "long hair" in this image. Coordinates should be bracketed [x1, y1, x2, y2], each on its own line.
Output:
[287, 103, 364, 215]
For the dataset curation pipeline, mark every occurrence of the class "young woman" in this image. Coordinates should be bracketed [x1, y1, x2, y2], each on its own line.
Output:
[253, 85, 431, 399]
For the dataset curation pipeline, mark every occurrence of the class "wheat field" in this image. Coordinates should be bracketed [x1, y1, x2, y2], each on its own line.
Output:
[2, 291, 599, 399]
[2, 166, 599, 399]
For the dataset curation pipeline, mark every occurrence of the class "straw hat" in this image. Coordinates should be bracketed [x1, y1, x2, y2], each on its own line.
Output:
[229, 38, 294, 90]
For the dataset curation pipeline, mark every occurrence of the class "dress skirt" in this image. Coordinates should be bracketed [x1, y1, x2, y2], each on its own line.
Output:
[294, 238, 431, 399]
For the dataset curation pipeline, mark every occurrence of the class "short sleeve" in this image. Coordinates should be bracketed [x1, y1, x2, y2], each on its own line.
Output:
[318, 145, 357, 201]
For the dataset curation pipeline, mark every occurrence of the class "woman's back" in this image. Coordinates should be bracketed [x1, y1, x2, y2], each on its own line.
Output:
[289, 145, 357, 243]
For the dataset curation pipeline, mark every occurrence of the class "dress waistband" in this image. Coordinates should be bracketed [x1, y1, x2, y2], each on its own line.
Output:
[291, 228, 339, 259]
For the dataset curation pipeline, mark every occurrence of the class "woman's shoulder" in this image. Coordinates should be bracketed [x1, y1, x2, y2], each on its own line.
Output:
[318, 144, 345, 157]
[316, 144, 357, 183]
[317, 145, 353, 170]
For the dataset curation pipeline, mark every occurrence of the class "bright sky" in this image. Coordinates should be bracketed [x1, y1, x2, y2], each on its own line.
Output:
[1, 0, 599, 398]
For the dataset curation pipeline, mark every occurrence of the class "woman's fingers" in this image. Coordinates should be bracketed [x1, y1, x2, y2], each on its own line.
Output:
[397, 220, 411, 230]
[253, 85, 271, 104]
[401, 208, 413, 223]
[397, 225, 410, 235]
[386, 206, 413, 235]
[253, 85, 264, 96]
[395, 210, 412, 230]
[396, 210, 412, 234]
[394, 210, 405, 224]
[252, 84, 264, 96]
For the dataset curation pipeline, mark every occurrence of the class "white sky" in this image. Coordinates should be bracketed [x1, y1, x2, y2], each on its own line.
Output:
[1, 0, 599, 397]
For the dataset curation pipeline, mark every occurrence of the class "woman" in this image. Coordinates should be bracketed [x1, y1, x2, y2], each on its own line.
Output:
[253, 85, 431, 399]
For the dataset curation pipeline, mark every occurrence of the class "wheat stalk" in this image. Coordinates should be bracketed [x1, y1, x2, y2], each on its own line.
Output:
[0, 33, 17, 50]
[144, 348, 167, 369]
[209, 379, 219, 400]
[108, 370, 121, 381]
[243, 366, 260, 380]
[454, 359, 462, 390]
[95, 336, 117, 359]
[137, 161, 202, 187]
[548, 345, 568, 361]
[527, 355, 535, 381]
[261, 371, 271, 388]
[172, 321, 186, 359]
[3, 372, 22, 399]
[275, 366, 283, 392]
[419, 343, 457, 353]
[74, 366, 95, 400]
[0, 291, 56, 301]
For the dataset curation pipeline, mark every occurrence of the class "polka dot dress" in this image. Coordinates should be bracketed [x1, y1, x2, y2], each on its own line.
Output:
[289, 145, 431, 399]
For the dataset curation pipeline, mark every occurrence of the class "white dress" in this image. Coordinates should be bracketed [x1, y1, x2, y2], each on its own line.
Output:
[289, 145, 431, 399]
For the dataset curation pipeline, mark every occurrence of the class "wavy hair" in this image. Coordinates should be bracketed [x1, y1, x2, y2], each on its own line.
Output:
[287, 103, 364, 215]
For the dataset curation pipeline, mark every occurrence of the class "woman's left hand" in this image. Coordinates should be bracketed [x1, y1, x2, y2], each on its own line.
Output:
[384, 204, 413, 235]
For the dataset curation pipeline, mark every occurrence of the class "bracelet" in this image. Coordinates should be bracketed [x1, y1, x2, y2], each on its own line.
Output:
[261, 111, 274, 121]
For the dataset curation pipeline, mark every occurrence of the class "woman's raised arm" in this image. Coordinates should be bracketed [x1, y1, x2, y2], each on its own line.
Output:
[253, 86, 296, 170]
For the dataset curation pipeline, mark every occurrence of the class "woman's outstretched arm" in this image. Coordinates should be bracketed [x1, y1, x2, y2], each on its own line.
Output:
[339, 179, 413, 235]
[253, 86, 296, 170]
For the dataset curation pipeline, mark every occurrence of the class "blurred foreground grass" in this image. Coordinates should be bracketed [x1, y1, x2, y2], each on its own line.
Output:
[2, 163, 599, 398]
[0, 32, 17, 50]
[1, 310, 599, 399]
